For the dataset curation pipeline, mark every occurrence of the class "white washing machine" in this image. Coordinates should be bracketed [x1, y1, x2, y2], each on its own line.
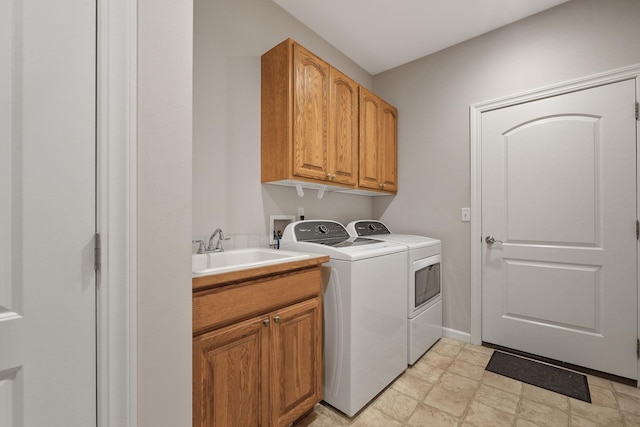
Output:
[347, 220, 442, 365]
[280, 220, 407, 417]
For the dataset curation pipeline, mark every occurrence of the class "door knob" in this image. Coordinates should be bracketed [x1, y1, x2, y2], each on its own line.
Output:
[485, 235, 503, 245]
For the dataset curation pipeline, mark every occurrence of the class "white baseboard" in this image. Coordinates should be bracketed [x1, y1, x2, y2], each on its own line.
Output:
[443, 327, 471, 344]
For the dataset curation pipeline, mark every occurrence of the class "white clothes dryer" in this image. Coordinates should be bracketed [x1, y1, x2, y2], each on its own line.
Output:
[347, 220, 442, 365]
[281, 220, 407, 417]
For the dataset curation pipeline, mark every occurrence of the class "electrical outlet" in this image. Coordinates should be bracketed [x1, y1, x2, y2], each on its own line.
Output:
[461, 208, 471, 222]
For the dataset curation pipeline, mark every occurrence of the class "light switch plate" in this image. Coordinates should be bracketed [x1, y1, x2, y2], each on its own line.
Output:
[461, 208, 471, 222]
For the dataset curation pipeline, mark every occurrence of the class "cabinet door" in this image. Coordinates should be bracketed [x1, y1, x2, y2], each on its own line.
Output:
[358, 86, 381, 190]
[329, 68, 358, 186]
[293, 44, 329, 180]
[359, 87, 398, 193]
[193, 316, 270, 427]
[379, 100, 398, 192]
[270, 297, 322, 427]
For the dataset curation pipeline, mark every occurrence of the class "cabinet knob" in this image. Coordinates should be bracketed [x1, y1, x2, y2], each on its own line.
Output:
[274, 315, 281, 323]
[379, 183, 385, 189]
[326, 173, 336, 181]
[263, 318, 270, 327]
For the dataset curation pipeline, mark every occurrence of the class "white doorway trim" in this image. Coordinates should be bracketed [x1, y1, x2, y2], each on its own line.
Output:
[470, 64, 640, 376]
[97, 0, 137, 425]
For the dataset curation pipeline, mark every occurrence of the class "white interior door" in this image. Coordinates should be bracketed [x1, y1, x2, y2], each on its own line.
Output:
[0, 1, 97, 425]
[481, 79, 638, 379]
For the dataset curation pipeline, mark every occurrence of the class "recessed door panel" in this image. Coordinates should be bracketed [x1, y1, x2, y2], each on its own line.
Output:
[0, 368, 22, 426]
[293, 44, 329, 180]
[359, 87, 380, 188]
[193, 316, 267, 427]
[380, 102, 398, 191]
[329, 68, 358, 185]
[505, 116, 599, 245]
[0, 0, 21, 324]
[504, 260, 599, 331]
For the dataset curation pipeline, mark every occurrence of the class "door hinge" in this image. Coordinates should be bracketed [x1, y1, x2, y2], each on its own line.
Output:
[636, 220, 639, 240]
[94, 232, 101, 272]
[636, 101, 639, 121]
[637, 338, 639, 359]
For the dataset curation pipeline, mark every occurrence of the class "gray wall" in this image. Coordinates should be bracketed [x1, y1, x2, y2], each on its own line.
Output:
[138, 0, 193, 424]
[372, 0, 640, 335]
[193, 0, 375, 239]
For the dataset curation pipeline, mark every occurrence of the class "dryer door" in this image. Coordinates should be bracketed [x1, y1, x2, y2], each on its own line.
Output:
[411, 254, 441, 317]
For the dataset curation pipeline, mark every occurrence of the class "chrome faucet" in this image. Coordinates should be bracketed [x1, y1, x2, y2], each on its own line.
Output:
[207, 228, 227, 252]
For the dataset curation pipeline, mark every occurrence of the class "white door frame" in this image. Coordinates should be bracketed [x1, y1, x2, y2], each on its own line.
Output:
[470, 64, 640, 378]
[97, 0, 137, 425]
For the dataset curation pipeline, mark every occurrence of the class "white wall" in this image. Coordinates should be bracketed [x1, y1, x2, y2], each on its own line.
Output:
[193, 0, 375, 239]
[372, 0, 640, 335]
[137, 0, 193, 425]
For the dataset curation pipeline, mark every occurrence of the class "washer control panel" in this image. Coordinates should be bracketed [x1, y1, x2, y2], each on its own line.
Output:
[294, 221, 350, 241]
[351, 221, 391, 236]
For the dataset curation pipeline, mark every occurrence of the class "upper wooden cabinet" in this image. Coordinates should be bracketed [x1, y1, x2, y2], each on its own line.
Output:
[291, 43, 330, 181]
[359, 86, 398, 193]
[261, 39, 395, 194]
[262, 39, 358, 188]
[328, 67, 359, 186]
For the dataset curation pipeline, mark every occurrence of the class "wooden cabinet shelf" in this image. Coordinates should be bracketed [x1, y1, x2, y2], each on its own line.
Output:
[193, 258, 327, 427]
[261, 38, 397, 195]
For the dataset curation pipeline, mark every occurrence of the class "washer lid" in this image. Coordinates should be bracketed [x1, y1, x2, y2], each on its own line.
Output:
[370, 233, 441, 248]
[346, 220, 441, 249]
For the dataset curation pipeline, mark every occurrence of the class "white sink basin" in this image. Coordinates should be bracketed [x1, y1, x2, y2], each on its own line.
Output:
[192, 248, 310, 276]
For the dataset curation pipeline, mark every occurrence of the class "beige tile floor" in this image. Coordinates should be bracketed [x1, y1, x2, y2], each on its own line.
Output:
[294, 338, 640, 427]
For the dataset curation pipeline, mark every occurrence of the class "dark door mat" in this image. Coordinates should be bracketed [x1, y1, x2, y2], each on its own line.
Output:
[485, 351, 591, 403]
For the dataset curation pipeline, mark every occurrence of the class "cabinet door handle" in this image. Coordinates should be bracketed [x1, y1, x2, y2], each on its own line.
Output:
[263, 318, 270, 327]
[273, 315, 281, 323]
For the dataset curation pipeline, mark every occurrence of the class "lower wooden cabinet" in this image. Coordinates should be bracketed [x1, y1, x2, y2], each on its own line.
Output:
[193, 316, 269, 426]
[193, 263, 325, 427]
[269, 298, 322, 426]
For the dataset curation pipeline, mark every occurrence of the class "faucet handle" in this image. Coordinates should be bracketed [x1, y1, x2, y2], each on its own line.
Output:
[192, 239, 206, 254]
[214, 232, 230, 252]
